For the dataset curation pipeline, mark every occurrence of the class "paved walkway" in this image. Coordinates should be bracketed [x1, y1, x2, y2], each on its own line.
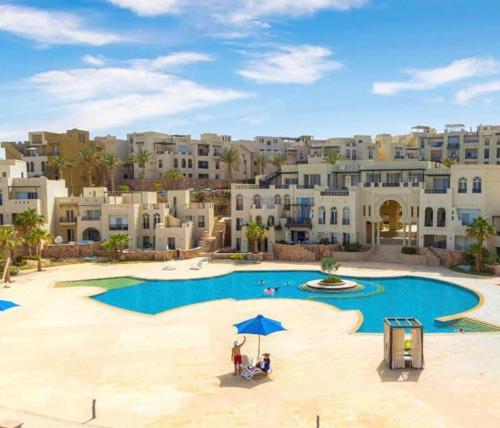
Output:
[0, 260, 498, 427]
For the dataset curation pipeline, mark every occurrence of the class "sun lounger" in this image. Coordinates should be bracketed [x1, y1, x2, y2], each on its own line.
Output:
[189, 261, 203, 270]
[163, 264, 176, 271]
[240, 362, 271, 380]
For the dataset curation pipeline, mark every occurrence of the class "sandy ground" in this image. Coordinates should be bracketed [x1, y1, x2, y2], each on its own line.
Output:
[0, 259, 498, 427]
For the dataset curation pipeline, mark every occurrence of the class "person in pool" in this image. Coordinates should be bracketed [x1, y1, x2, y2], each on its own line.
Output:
[231, 336, 246, 375]
[264, 287, 279, 295]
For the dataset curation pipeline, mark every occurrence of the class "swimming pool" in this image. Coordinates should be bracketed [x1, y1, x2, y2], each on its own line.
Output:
[89, 271, 480, 333]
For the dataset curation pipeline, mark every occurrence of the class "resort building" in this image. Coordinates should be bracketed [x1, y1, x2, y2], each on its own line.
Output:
[377, 124, 500, 164]
[128, 131, 257, 182]
[54, 188, 214, 250]
[0, 159, 68, 234]
[231, 161, 500, 255]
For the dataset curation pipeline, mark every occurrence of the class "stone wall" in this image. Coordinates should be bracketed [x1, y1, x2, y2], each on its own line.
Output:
[400, 253, 429, 266]
[273, 243, 344, 262]
[427, 247, 467, 267]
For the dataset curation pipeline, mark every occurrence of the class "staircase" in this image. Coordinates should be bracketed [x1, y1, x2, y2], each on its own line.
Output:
[200, 217, 227, 253]
[370, 245, 402, 264]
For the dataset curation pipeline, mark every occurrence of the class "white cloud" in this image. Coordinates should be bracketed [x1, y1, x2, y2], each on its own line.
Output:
[131, 52, 213, 69]
[373, 57, 500, 95]
[238, 45, 342, 84]
[82, 55, 106, 66]
[23, 53, 248, 131]
[0, 4, 122, 46]
[455, 80, 500, 104]
[108, 0, 183, 16]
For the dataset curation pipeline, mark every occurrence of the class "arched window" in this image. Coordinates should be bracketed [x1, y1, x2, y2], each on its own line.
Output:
[174, 159, 178, 168]
[253, 194, 262, 209]
[267, 216, 275, 227]
[425, 207, 433, 227]
[342, 207, 350, 225]
[41, 161, 46, 172]
[142, 213, 150, 229]
[437, 208, 446, 227]
[255, 215, 263, 224]
[352, 149, 357, 160]
[188, 159, 192, 168]
[181, 159, 186, 168]
[458, 177, 467, 193]
[153, 213, 161, 227]
[236, 194, 243, 210]
[330, 207, 338, 225]
[274, 194, 282, 205]
[472, 177, 482, 193]
[284, 195, 290, 208]
[345, 149, 351, 159]
[318, 207, 326, 225]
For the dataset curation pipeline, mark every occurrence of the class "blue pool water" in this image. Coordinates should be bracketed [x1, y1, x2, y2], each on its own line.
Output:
[91, 271, 479, 333]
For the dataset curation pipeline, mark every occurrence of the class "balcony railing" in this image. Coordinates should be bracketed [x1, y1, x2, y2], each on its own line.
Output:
[81, 215, 101, 221]
[424, 188, 447, 194]
[109, 225, 128, 231]
[320, 188, 349, 196]
[59, 216, 76, 223]
[285, 218, 312, 228]
[381, 182, 400, 187]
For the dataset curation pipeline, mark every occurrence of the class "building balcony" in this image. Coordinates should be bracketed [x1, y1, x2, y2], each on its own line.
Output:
[81, 215, 101, 221]
[285, 218, 312, 229]
[59, 216, 76, 224]
[109, 225, 128, 231]
[424, 188, 448, 194]
[320, 188, 349, 196]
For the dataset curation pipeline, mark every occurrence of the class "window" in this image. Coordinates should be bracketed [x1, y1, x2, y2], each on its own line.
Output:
[363, 205, 366, 217]
[153, 213, 161, 227]
[255, 215, 263, 225]
[158, 160, 163, 169]
[216, 161, 220, 170]
[0, 214, 3, 225]
[342, 208, 350, 225]
[472, 177, 481, 193]
[484, 149, 490, 159]
[424, 208, 433, 227]
[253, 194, 262, 209]
[236, 218, 244, 231]
[167, 237, 176, 250]
[109, 215, 128, 231]
[318, 207, 326, 225]
[236, 194, 243, 210]
[197, 215, 205, 228]
[267, 216, 275, 227]
[330, 207, 338, 225]
[174, 159, 178, 168]
[142, 213, 150, 229]
[188, 159, 192, 168]
[457, 209, 481, 226]
[274, 194, 282, 205]
[458, 177, 467, 193]
[343, 233, 351, 244]
[284, 195, 290, 208]
[346, 149, 350, 159]
[368, 206, 371, 217]
[331, 232, 339, 244]
[182, 159, 186, 168]
[437, 208, 446, 227]
[352, 149, 357, 160]
[236, 237, 241, 251]
[198, 160, 209, 169]
[41, 161, 46, 172]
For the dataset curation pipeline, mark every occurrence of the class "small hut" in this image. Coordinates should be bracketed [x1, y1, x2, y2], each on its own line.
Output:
[384, 318, 424, 369]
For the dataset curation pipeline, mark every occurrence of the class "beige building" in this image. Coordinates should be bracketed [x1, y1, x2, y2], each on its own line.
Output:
[0, 160, 68, 234]
[231, 161, 500, 255]
[54, 188, 214, 250]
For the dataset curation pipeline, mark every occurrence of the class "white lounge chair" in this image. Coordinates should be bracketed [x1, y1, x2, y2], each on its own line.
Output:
[189, 261, 203, 270]
[163, 264, 176, 271]
[240, 362, 271, 380]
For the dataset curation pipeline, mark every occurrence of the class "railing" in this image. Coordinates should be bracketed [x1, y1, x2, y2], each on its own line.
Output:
[285, 218, 312, 228]
[320, 188, 349, 196]
[81, 215, 101, 221]
[381, 182, 400, 187]
[109, 225, 128, 231]
[59, 217, 76, 223]
[424, 189, 447, 194]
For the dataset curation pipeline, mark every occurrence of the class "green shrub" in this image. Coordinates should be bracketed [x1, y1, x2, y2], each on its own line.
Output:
[318, 237, 330, 245]
[321, 276, 343, 285]
[230, 253, 247, 261]
[343, 242, 361, 252]
[402, 246, 417, 255]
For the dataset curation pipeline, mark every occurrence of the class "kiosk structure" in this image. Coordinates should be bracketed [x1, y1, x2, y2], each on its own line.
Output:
[384, 318, 424, 369]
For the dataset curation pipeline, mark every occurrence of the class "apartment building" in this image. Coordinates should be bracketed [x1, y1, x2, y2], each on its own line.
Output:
[54, 188, 214, 250]
[128, 131, 256, 182]
[377, 124, 500, 164]
[231, 161, 500, 255]
[308, 135, 376, 163]
[0, 160, 68, 234]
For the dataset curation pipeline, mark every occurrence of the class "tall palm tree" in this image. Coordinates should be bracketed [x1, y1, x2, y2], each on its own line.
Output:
[14, 208, 45, 255]
[49, 155, 71, 180]
[165, 168, 185, 190]
[466, 216, 496, 271]
[271, 153, 286, 171]
[130, 149, 155, 191]
[255, 153, 268, 176]
[26, 228, 52, 272]
[0, 226, 22, 284]
[244, 221, 266, 253]
[218, 147, 240, 186]
[100, 153, 122, 193]
[325, 151, 347, 165]
[78, 144, 100, 187]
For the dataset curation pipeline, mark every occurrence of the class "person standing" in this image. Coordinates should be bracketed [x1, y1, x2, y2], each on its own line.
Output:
[231, 336, 246, 375]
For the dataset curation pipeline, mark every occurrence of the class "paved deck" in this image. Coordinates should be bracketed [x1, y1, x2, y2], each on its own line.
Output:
[0, 260, 498, 427]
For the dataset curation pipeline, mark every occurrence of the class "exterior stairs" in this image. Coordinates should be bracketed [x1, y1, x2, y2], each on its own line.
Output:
[370, 245, 402, 264]
[201, 217, 227, 253]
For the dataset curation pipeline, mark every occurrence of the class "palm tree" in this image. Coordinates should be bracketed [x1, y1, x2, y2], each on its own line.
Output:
[26, 228, 52, 272]
[49, 155, 71, 180]
[244, 221, 266, 253]
[78, 144, 100, 187]
[0, 226, 22, 284]
[255, 153, 268, 176]
[130, 149, 155, 191]
[165, 168, 185, 190]
[271, 153, 286, 171]
[466, 216, 496, 271]
[100, 153, 122, 193]
[325, 151, 347, 165]
[218, 147, 240, 186]
[102, 233, 129, 261]
[14, 208, 45, 255]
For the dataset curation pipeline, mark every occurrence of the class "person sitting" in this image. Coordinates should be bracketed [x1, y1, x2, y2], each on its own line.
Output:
[256, 353, 271, 374]
[231, 336, 246, 375]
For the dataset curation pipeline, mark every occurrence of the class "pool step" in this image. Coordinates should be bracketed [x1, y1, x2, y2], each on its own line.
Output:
[444, 317, 500, 332]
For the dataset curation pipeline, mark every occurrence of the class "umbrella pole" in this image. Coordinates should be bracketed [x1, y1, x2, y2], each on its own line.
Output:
[257, 335, 261, 363]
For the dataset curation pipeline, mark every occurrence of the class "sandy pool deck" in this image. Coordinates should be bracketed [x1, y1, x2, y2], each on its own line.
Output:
[0, 259, 499, 427]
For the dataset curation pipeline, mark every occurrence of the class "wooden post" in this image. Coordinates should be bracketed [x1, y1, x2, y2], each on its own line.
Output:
[92, 399, 96, 420]
[316, 415, 320, 428]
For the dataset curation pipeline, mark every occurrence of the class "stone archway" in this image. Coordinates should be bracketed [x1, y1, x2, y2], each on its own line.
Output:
[379, 200, 403, 244]
[82, 228, 101, 242]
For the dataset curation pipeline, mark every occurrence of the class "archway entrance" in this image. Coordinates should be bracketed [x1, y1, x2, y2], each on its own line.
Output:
[82, 228, 101, 242]
[379, 200, 403, 245]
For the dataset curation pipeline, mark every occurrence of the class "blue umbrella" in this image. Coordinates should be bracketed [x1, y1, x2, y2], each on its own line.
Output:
[234, 314, 286, 361]
[0, 300, 18, 311]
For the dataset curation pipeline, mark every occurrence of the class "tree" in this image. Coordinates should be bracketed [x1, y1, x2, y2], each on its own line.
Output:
[255, 153, 268, 175]
[244, 221, 266, 253]
[0, 226, 22, 284]
[325, 152, 347, 165]
[218, 147, 240, 186]
[165, 168, 184, 189]
[321, 256, 340, 279]
[443, 158, 457, 168]
[102, 233, 130, 261]
[14, 208, 45, 255]
[78, 144, 100, 187]
[100, 153, 122, 193]
[49, 156, 71, 180]
[466, 216, 496, 271]
[26, 228, 52, 272]
[130, 149, 155, 191]
[271, 153, 286, 171]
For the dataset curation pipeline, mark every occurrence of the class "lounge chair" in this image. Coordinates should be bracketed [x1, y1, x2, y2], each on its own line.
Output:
[189, 261, 203, 270]
[163, 264, 176, 271]
[240, 361, 271, 380]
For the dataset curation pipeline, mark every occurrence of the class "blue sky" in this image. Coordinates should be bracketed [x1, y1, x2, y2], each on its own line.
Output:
[1, 0, 500, 141]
